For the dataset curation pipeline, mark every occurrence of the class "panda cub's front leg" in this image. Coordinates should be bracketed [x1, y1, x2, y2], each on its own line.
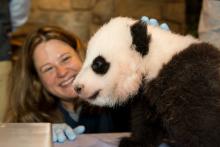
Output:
[119, 99, 164, 147]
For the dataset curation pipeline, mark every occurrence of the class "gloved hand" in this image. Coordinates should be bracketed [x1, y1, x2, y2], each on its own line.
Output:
[52, 123, 85, 143]
[159, 143, 170, 147]
[141, 16, 170, 31]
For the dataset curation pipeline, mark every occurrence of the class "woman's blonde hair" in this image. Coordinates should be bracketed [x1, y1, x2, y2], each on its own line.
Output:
[4, 26, 86, 122]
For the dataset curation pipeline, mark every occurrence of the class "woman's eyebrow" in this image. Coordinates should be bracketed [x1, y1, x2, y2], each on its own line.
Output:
[58, 52, 71, 59]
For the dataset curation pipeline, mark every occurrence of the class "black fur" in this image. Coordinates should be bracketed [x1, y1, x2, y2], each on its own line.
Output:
[91, 55, 110, 75]
[130, 21, 151, 56]
[119, 43, 220, 147]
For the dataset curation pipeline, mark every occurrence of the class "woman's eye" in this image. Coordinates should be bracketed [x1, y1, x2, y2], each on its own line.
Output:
[42, 66, 54, 73]
[62, 56, 71, 63]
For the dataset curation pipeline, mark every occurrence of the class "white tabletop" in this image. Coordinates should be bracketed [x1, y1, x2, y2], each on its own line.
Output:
[0, 123, 52, 147]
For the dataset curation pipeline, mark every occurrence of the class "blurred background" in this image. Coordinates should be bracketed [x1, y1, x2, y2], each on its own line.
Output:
[11, 0, 202, 54]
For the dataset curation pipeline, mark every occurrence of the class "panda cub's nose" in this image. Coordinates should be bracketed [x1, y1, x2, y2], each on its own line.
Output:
[74, 84, 84, 94]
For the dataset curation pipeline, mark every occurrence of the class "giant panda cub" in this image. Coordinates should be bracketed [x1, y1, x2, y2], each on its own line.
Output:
[73, 17, 220, 147]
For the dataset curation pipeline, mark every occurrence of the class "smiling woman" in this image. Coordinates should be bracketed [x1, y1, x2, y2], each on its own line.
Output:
[33, 39, 82, 100]
[3, 26, 117, 137]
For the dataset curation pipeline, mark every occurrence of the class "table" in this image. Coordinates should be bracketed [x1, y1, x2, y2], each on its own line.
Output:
[54, 132, 130, 147]
[0, 123, 130, 147]
[0, 123, 52, 147]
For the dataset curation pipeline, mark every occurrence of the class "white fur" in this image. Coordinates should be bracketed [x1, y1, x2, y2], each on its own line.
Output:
[73, 17, 200, 107]
[144, 26, 200, 80]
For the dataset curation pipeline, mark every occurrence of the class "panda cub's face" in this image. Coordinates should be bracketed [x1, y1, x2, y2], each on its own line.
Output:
[73, 17, 148, 107]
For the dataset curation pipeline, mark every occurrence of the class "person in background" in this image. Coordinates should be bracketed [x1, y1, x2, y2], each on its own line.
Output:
[0, 0, 12, 122]
[0, 0, 30, 121]
[9, 0, 30, 32]
[198, 0, 220, 49]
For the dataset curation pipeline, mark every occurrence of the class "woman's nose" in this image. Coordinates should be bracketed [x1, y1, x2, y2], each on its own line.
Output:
[56, 66, 68, 77]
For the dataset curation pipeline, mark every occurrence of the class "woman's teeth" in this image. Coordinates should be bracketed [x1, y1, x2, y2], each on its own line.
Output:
[60, 77, 74, 87]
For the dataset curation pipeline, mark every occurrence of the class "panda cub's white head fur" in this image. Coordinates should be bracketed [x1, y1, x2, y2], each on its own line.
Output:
[73, 16, 199, 107]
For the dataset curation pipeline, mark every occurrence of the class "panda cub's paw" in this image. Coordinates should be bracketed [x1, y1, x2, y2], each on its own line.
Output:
[119, 137, 145, 147]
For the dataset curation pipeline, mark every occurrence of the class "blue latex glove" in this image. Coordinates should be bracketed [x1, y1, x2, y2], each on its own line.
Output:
[52, 123, 85, 143]
[159, 143, 170, 147]
[141, 16, 170, 31]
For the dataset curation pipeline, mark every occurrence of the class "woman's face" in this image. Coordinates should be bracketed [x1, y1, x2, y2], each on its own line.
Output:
[33, 39, 82, 99]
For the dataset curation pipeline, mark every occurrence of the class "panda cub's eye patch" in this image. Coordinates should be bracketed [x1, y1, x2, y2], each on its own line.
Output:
[91, 55, 110, 75]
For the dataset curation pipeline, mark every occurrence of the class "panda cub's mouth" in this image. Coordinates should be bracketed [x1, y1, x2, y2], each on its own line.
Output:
[87, 90, 101, 100]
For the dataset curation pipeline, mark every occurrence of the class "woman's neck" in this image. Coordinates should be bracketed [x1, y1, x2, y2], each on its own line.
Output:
[60, 100, 75, 112]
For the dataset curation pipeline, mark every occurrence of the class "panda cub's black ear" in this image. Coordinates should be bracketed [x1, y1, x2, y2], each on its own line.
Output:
[130, 20, 151, 57]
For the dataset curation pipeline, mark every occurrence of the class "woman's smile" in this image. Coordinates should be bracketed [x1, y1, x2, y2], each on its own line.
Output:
[59, 76, 75, 87]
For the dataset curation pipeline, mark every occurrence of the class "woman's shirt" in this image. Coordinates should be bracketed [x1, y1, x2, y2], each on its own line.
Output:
[58, 103, 114, 133]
